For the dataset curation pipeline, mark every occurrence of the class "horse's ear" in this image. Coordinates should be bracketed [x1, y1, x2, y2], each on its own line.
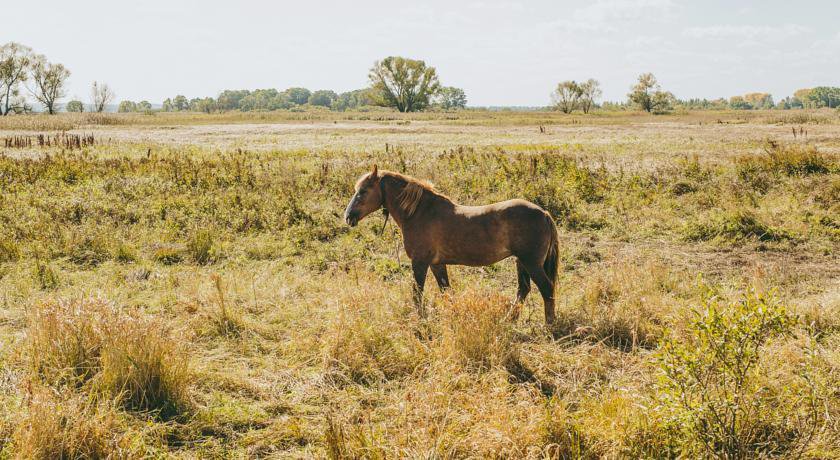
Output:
[371, 164, 378, 177]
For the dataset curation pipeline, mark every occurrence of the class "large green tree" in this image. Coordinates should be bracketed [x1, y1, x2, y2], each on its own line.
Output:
[369, 56, 440, 112]
[551, 80, 582, 113]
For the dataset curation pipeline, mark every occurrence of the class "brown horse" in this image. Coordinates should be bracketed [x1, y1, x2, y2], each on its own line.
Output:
[344, 165, 559, 324]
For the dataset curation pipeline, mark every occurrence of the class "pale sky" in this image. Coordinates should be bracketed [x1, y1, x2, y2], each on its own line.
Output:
[7, 0, 840, 106]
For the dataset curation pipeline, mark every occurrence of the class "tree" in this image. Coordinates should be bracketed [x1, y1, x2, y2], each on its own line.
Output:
[117, 100, 137, 112]
[437, 86, 467, 110]
[578, 79, 602, 114]
[217, 89, 250, 111]
[65, 100, 84, 112]
[161, 98, 173, 112]
[628, 73, 658, 112]
[0, 42, 33, 116]
[628, 73, 674, 114]
[369, 56, 440, 112]
[806, 86, 840, 108]
[284, 87, 311, 105]
[308, 90, 338, 107]
[551, 80, 581, 113]
[729, 95, 752, 110]
[743, 92, 774, 109]
[650, 90, 676, 114]
[172, 95, 189, 111]
[332, 88, 373, 111]
[793, 88, 813, 108]
[137, 100, 152, 112]
[90, 81, 114, 112]
[28, 55, 70, 114]
[189, 97, 217, 113]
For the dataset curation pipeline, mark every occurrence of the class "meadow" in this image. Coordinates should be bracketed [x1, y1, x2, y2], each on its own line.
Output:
[0, 109, 838, 458]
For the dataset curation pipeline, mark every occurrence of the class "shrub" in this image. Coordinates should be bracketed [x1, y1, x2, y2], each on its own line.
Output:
[26, 297, 191, 418]
[0, 239, 19, 263]
[152, 245, 183, 265]
[658, 289, 818, 459]
[114, 242, 138, 263]
[737, 142, 834, 178]
[66, 235, 111, 267]
[31, 259, 60, 290]
[683, 209, 787, 242]
[187, 230, 215, 265]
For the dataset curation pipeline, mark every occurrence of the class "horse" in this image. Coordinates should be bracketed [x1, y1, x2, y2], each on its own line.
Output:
[343, 165, 560, 325]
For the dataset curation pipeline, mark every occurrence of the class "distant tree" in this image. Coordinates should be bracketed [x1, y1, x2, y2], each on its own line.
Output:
[743, 92, 774, 109]
[117, 100, 137, 112]
[0, 42, 33, 116]
[369, 56, 440, 112]
[172, 95, 189, 111]
[161, 98, 173, 112]
[138, 100, 152, 112]
[628, 73, 674, 114]
[578, 78, 602, 114]
[551, 80, 582, 113]
[217, 89, 250, 111]
[332, 88, 373, 111]
[28, 55, 70, 114]
[91, 81, 114, 112]
[308, 89, 338, 107]
[628, 73, 658, 112]
[650, 90, 676, 114]
[437, 86, 467, 110]
[65, 99, 84, 112]
[793, 88, 813, 108]
[729, 96, 752, 110]
[189, 97, 217, 113]
[806, 86, 840, 108]
[284, 87, 311, 105]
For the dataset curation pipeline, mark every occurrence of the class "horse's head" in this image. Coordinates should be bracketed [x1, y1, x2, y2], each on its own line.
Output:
[344, 164, 384, 227]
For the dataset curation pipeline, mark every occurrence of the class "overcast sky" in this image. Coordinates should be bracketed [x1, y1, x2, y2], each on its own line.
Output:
[7, 0, 839, 106]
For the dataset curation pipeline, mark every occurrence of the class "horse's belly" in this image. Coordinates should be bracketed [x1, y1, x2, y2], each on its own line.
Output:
[433, 246, 512, 266]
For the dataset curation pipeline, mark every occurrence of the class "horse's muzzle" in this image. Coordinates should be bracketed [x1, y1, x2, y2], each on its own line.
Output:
[345, 211, 359, 227]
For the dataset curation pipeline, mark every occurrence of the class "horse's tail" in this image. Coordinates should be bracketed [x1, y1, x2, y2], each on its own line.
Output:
[543, 213, 559, 289]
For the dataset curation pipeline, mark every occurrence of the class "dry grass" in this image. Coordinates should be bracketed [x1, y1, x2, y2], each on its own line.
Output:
[0, 111, 838, 457]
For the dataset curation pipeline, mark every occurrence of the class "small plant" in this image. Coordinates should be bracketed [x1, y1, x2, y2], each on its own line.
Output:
[208, 273, 244, 338]
[152, 245, 183, 265]
[114, 241, 138, 263]
[657, 289, 818, 459]
[31, 258, 60, 290]
[0, 239, 19, 263]
[187, 229, 215, 265]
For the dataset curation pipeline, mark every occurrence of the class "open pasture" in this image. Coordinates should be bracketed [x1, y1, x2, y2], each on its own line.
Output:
[0, 110, 839, 458]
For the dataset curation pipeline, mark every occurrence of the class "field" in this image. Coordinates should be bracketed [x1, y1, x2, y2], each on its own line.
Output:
[0, 109, 839, 458]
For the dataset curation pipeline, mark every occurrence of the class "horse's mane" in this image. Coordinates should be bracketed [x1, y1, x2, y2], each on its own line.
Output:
[381, 170, 449, 218]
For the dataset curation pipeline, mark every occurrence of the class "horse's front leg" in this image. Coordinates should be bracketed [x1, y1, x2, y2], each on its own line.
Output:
[430, 264, 450, 291]
[411, 260, 429, 318]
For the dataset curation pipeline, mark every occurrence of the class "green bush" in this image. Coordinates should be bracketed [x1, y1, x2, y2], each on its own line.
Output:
[658, 289, 818, 459]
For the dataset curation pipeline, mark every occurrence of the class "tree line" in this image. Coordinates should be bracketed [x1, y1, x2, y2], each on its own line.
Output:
[3, 40, 838, 115]
[551, 72, 840, 114]
[150, 57, 468, 114]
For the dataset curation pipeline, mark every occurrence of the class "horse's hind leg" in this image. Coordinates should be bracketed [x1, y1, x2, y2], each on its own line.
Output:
[411, 260, 429, 318]
[521, 261, 555, 325]
[430, 264, 450, 291]
[515, 260, 531, 302]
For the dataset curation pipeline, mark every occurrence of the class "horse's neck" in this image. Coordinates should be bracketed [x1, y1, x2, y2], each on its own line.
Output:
[382, 176, 448, 229]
